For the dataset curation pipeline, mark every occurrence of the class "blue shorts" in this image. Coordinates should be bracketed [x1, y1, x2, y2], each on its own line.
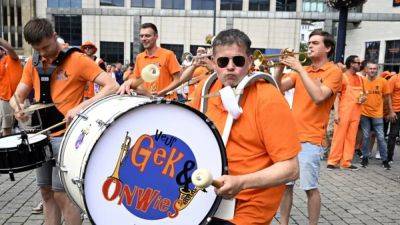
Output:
[36, 136, 64, 192]
[287, 142, 323, 190]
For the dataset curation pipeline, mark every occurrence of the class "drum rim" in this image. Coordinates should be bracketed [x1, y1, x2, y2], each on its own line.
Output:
[81, 98, 228, 225]
[0, 132, 48, 150]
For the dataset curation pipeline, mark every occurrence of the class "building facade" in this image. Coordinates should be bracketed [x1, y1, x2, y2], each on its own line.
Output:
[0, 0, 35, 56]
[1, 0, 399, 72]
[345, 0, 400, 72]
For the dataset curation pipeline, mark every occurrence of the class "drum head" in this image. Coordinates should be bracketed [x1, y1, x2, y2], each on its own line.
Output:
[83, 100, 227, 225]
[0, 133, 47, 149]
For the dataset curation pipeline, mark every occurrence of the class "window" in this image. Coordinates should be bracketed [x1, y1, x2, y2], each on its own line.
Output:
[47, 0, 81, 8]
[192, 0, 214, 10]
[302, 0, 325, 12]
[276, 0, 296, 11]
[54, 15, 82, 46]
[160, 44, 183, 63]
[162, 0, 185, 9]
[100, 0, 124, 7]
[220, 0, 242, 10]
[385, 40, 400, 71]
[249, 0, 269, 11]
[365, 41, 380, 64]
[100, 42, 124, 63]
[131, 0, 155, 8]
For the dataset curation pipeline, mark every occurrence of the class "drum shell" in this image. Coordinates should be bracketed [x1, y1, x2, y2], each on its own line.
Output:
[59, 95, 152, 211]
[59, 94, 227, 225]
[0, 133, 52, 173]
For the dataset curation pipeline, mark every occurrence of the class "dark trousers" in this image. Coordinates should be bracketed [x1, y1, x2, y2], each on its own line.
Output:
[387, 112, 400, 161]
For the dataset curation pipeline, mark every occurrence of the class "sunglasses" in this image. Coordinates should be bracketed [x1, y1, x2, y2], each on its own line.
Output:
[216, 56, 246, 68]
[352, 62, 361, 64]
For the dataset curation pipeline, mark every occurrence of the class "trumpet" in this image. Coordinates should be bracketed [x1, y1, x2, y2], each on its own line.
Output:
[253, 48, 309, 68]
[181, 52, 212, 67]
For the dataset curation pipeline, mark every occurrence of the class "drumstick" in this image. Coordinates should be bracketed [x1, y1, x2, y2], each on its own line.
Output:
[21, 103, 54, 114]
[31, 120, 66, 138]
[191, 169, 223, 189]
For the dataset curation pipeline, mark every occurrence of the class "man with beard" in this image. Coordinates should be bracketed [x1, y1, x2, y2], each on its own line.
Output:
[327, 55, 365, 170]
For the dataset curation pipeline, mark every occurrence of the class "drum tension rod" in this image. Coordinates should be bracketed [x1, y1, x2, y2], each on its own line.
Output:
[77, 113, 88, 120]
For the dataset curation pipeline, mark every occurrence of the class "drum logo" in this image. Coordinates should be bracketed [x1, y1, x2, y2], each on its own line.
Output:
[101, 130, 201, 220]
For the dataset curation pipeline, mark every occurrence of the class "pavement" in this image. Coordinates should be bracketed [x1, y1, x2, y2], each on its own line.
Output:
[0, 150, 399, 225]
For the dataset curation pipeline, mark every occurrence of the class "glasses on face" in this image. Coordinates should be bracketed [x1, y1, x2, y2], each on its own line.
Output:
[216, 56, 246, 68]
[83, 46, 93, 50]
[352, 61, 361, 65]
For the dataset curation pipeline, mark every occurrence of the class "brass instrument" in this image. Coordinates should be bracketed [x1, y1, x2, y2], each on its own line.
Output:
[110, 132, 131, 180]
[253, 48, 309, 69]
[205, 34, 214, 45]
[181, 52, 213, 66]
[141, 63, 160, 82]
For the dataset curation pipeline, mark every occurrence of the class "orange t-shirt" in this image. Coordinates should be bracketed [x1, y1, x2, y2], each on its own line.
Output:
[132, 47, 181, 93]
[388, 75, 400, 112]
[188, 66, 209, 95]
[361, 76, 390, 118]
[20, 52, 103, 116]
[0, 55, 23, 101]
[190, 79, 300, 225]
[289, 61, 342, 146]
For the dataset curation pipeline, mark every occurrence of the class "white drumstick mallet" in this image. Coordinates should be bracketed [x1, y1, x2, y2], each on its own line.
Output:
[191, 169, 223, 189]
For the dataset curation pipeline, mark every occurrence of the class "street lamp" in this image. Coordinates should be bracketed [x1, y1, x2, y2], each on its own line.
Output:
[327, 0, 367, 63]
[213, 0, 216, 36]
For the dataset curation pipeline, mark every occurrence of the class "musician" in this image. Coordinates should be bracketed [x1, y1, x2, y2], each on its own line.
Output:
[10, 18, 119, 225]
[0, 38, 22, 136]
[80, 41, 107, 99]
[189, 29, 300, 225]
[118, 23, 181, 97]
[275, 29, 342, 225]
[187, 47, 213, 97]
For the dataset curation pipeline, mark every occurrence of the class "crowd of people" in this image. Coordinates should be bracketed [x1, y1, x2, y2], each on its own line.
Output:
[0, 17, 399, 225]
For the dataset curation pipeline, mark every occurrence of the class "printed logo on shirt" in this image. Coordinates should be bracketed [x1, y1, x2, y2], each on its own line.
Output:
[56, 69, 68, 81]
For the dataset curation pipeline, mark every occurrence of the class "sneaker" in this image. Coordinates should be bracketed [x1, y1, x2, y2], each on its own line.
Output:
[342, 165, 359, 171]
[32, 201, 43, 214]
[327, 165, 338, 170]
[375, 152, 381, 159]
[361, 157, 369, 168]
[388, 160, 393, 164]
[383, 161, 391, 170]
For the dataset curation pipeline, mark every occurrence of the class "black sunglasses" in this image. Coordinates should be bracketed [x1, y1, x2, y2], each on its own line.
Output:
[216, 56, 246, 68]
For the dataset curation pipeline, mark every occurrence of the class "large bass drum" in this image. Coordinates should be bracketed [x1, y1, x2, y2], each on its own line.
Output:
[58, 94, 227, 225]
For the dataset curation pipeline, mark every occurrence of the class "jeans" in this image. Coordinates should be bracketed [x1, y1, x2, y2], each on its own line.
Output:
[387, 112, 400, 161]
[360, 116, 388, 161]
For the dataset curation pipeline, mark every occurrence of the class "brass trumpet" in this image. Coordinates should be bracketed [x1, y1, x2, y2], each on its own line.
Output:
[181, 52, 212, 66]
[253, 48, 309, 68]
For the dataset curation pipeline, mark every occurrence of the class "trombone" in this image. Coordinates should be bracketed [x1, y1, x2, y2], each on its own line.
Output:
[253, 48, 309, 69]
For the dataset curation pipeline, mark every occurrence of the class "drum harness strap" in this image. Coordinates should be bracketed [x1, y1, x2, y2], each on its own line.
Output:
[32, 47, 82, 133]
[200, 72, 279, 145]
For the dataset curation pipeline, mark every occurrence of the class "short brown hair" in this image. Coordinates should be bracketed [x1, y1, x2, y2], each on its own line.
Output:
[309, 29, 335, 58]
[24, 18, 54, 45]
[141, 23, 158, 35]
[212, 29, 252, 56]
